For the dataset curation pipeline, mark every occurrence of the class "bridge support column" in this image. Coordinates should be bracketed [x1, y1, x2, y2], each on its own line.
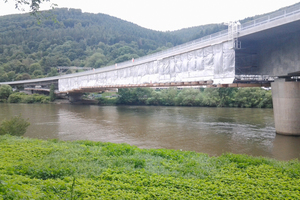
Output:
[271, 79, 300, 135]
[68, 93, 83, 103]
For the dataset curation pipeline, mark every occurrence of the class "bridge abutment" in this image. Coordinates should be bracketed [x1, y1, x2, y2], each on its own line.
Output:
[271, 79, 300, 135]
[68, 93, 83, 103]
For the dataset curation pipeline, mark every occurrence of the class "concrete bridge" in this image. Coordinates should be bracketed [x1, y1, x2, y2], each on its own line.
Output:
[1, 4, 300, 135]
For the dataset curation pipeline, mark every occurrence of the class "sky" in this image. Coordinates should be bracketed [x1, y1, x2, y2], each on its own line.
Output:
[1, 0, 300, 31]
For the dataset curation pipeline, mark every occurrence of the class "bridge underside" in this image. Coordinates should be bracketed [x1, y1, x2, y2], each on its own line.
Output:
[236, 19, 300, 78]
[65, 81, 271, 94]
[235, 18, 300, 136]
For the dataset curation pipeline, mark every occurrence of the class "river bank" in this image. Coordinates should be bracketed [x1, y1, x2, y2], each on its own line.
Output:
[0, 135, 299, 199]
[0, 84, 273, 108]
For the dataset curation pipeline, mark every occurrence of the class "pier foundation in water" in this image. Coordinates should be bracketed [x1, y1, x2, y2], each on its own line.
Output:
[271, 79, 300, 135]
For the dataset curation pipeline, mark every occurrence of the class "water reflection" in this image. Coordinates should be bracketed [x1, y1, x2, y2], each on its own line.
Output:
[0, 104, 299, 161]
[273, 134, 300, 160]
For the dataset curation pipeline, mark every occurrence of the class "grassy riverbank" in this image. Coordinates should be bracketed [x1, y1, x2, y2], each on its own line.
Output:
[0, 135, 299, 199]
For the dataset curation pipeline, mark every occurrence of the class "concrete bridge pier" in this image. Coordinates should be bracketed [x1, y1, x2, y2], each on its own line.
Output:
[68, 93, 83, 103]
[271, 79, 300, 135]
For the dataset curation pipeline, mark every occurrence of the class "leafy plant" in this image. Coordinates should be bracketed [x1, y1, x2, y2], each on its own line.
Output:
[0, 136, 300, 199]
[7, 93, 26, 103]
[0, 114, 30, 136]
[0, 85, 13, 100]
[116, 87, 273, 108]
[50, 84, 56, 102]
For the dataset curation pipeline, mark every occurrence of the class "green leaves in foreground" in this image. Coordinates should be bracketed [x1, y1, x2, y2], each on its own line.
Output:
[0, 114, 30, 136]
[0, 136, 300, 199]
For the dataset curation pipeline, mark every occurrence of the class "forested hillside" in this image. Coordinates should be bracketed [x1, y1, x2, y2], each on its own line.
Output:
[0, 8, 226, 82]
[1, 2, 298, 82]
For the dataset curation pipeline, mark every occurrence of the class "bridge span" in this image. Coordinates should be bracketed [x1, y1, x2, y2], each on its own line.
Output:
[1, 4, 300, 135]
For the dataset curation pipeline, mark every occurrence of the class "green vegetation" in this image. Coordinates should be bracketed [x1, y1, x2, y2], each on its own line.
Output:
[0, 84, 272, 108]
[3, 0, 55, 15]
[0, 84, 50, 103]
[94, 91, 118, 105]
[0, 115, 30, 136]
[7, 92, 50, 103]
[49, 84, 55, 102]
[97, 97, 118, 105]
[117, 87, 273, 108]
[0, 8, 227, 82]
[0, 84, 13, 100]
[2, 3, 299, 82]
[0, 135, 299, 199]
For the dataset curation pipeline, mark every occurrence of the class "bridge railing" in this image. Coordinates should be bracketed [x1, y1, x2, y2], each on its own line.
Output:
[87, 29, 229, 74]
[97, 3, 300, 73]
[113, 30, 228, 67]
[241, 4, 300, 30]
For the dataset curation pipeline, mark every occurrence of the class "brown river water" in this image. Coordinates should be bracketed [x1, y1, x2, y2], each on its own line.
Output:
[1, 104, 300, 161]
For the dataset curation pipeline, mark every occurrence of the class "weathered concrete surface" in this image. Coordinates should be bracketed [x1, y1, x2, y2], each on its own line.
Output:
[271, 80, 300, 135]
[236, 22, 300, 77]
[68, 93, 83, 103]
[257, 33, 300, 76]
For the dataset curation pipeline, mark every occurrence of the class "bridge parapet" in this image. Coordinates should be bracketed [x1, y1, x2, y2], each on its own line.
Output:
[241, 4, 300, 31]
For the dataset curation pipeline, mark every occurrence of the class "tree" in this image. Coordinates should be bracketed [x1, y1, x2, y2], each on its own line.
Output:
[47, 68, 58, 77]
[49, 84, 55, 101]
[0, 84, 13, 100]
[29, 63, 42, 74]
[160, 88, 178, 106]
[217, 88, 237, 107]
[32, 70, 43, 77]
[0, 73, 8, 82]
[22, 73, 31, 80]
[85, 53, 107, 68]
[117, 88, 138, 104]
[7, 71, 16, 81]
[4, 0, 54, 14]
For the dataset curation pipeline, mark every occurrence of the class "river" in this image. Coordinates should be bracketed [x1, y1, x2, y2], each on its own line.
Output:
[0, 104, 299, 161]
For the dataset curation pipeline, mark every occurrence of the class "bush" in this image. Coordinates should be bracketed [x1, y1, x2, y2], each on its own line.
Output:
[7, 93, 26, 103]
[0, 114, 30, 136]
[0, 84, 13, 100]
[97, 97, 117, 105]
[31, 93, 50, 103]
[50, 84, 56, 102]
[116, 87, 273, 108]
[23, 95, 35, 103]
[7, 92, 50, 104]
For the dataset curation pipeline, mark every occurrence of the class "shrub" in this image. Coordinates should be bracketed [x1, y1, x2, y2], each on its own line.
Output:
[116, 87, 273, 108]
[0, 114, 30, 136]
[7, 92, 50, 104]
[97, 97, 117, 105]
[7, 93, 26, 103]
[32, 93, 50, 103]
[22, 95, 35, 103]
[0, 84, 13, 100]
[50, 84, 56, 102]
